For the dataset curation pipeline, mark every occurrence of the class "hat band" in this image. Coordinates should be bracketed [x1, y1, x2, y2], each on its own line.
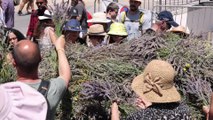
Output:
[143, 73, 163, 96]
[64, 26, 80, 30]
[89, 31, 106, 35]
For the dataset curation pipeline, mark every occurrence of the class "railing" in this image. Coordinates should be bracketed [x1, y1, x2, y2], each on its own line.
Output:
[94, 0, 211, 12]
[141, 0, 210, 10]
[152, 5, 213, 35]
[93, 0, 213, 35]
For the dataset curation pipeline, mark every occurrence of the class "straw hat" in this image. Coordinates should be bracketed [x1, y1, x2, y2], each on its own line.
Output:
[87, 12, 111, 23]
[88, 24, 107, 36]
[131, 60, 181, 103]
[38, 10, 53, 20]
[170, 26, 189, 35]
[0, 82, 47, 120]
[108, 22, 128, 36]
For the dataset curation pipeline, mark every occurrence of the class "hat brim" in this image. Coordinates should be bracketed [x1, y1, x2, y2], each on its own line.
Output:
[71, 14, 78, 17]
[63, 29, 82, 32]
[170, 29, 189, 35]
[168, 21, 179, 27]
[38, 16, 52, 20]
[88, 32, 107, 36]
[131, 73, 181, 103]
[87, 19, 111, 23]
[108, 31, 128, 36]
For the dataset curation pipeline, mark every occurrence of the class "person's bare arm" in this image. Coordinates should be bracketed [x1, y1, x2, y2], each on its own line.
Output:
[49, 27, 57, 44]
[54, 35, 71, 87]
[111, 102, 120, 120]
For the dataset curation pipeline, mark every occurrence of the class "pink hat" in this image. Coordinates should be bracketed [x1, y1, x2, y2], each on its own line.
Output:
[0, 82, 48, 120]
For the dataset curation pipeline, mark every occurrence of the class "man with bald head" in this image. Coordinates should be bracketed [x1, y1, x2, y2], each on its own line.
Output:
[11, 35, 71, 120]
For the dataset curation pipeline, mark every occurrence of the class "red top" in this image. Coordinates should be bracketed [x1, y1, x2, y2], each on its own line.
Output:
[26, 10, 39, 39]
[87, 11, 92, 27]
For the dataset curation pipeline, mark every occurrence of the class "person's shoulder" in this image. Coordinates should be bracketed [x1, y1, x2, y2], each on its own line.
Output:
[49, 77, 67, 87]
[75, 3, 84, 8]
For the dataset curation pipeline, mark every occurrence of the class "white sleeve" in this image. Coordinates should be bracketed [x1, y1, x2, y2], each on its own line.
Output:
[142, 11, 152, 30]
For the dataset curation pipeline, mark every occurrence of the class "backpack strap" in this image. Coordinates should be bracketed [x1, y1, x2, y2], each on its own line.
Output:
[121, 11, 144, 25]
[38, 80, 50, 97]
[139, 11, 144, 25]
[38, 80, 50, 120]
[139, 11, 144, 31]
[121, 11, 127, 23]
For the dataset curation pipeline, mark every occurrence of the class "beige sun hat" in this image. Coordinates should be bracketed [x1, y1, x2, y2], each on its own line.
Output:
[88, 24, 107, 36]
[87, 12, 111, 23]
[131, 60, 181, 103]
[170, 26, 189, 35]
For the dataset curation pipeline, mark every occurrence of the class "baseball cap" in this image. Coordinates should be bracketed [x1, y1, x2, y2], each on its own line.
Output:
[63, 19, 81, 32]
[158, 10, 179, 27]
[69, 7, 78, 17]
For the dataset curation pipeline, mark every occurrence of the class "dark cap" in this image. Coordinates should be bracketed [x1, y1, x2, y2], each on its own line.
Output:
[158, 10, 179, 27]
[69, 7, 78, 17]
[63, 19, 81, 32]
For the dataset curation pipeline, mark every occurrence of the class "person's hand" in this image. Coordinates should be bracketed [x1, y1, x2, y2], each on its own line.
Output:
[111, 102, 120, 120]
[111, 102, 119, 111]
[55, 35, 65, 51]
[135, 97, 152, 109]
[203, 105, 209, 120]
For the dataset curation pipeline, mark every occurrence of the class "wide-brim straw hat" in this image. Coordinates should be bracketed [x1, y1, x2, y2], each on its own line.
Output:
[170, 26, 189, 35]
[87, 12, 111, 23]
[131, 60, 181, 103]
[88, 24, 107, 36]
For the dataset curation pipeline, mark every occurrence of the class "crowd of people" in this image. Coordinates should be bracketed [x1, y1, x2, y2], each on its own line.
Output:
[0, 0, 210, 120]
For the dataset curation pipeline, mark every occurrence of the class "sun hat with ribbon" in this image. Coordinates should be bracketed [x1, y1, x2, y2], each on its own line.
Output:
[108, 22, 128, 36]
[88, 24, 107, 36]
[38, 10, 53, 20]
[87, 12, 111, 23]
[63, 19, 81, 32]
[0, 82, 48, 120]
[131, 60, 181, 103]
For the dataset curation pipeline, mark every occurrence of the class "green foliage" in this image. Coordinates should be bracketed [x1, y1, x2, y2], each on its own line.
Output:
[0, 33, 16, 83]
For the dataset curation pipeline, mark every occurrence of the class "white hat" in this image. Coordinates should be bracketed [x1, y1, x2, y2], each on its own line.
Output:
[0, 82, 48, 120]
[38, 10, 53, 20]
[87, 12, 111, 23]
